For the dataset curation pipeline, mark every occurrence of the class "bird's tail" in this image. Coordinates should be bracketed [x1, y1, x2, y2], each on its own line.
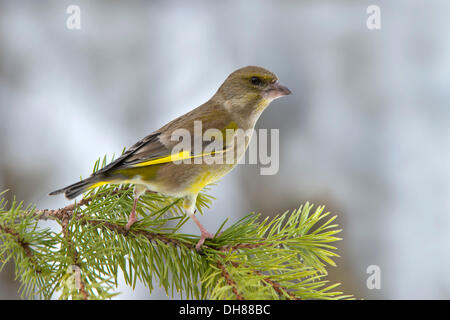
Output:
[49, 175, 105, 200]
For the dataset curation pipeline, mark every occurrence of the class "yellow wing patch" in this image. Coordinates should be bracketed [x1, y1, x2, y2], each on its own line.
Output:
[132, 150, 191, 167]
[88, 181, 109, 190]
[131, 149, 230, 168]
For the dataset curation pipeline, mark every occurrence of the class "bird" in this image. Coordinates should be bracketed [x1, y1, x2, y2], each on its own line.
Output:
[50, 66, 291, 251]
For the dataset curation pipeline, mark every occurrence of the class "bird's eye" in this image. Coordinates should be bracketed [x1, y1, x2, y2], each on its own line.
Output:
[250, 76, 262, 86]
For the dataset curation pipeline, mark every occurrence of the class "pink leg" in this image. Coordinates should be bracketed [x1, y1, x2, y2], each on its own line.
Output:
[125, 189, 141, 230]
[190, 214, 214, 251]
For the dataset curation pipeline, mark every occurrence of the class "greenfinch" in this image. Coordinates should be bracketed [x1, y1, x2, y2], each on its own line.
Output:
[50, 66, 291, 250]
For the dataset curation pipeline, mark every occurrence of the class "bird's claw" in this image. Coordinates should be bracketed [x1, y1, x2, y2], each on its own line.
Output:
[195, 230, 215, 253]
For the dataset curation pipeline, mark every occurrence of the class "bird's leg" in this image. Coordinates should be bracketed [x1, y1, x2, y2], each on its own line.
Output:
[125, 195, 138, 230]
[125, 185, 146, 230]
[189, 211, 214, 251]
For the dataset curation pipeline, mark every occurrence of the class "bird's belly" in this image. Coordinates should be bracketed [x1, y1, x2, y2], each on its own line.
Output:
[117, 138, 250, 197]
[185, 164, 234, 194]
[137, 162, 235, 197]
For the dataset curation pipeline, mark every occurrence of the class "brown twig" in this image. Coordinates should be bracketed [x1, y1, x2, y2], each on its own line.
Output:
[86, 220, 195, 250]
[60, 212, 90, 300]
[227, 260, 301, 300]
[78, 277, 89, 300]
[217, 260, 244, 300]
[219, 242, 267, 252]
[253, 269, 301, 300]
[0, 224, 41, 274]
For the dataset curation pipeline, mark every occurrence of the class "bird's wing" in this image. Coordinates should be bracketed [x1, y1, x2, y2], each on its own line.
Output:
[96, 131, 229, 174]
[95, 132, 173, 174]
[96, 104, 234, 174]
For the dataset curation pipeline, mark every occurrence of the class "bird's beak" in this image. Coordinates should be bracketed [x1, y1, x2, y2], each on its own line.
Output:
[264, 81, 292, 100]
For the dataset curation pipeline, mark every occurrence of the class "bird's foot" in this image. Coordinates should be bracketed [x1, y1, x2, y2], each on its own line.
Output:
[125, 210, 137, 232]
[195, 230, 215, 253]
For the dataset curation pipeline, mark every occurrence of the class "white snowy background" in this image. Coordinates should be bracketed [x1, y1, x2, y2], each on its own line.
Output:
[0, 0, 449, 299]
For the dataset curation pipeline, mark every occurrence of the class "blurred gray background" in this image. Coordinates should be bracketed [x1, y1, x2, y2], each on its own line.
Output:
[0, 0, 449, 299]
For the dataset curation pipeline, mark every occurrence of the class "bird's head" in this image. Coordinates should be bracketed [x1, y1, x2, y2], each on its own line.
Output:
[215, 66, 291, 114]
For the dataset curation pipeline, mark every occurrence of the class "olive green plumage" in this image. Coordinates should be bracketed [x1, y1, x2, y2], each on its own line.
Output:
[50, 65, 291, 249]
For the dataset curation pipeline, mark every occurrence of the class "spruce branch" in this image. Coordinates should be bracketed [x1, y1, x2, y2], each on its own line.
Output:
[0, 157, 352, 300]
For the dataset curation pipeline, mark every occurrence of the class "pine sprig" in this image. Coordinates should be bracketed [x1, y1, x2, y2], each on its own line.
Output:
[0, 157, 351, 300]
[202, 204, 348, 300]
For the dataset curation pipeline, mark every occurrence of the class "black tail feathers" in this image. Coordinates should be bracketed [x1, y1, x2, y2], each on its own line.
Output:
[49, 176, 99, 200]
